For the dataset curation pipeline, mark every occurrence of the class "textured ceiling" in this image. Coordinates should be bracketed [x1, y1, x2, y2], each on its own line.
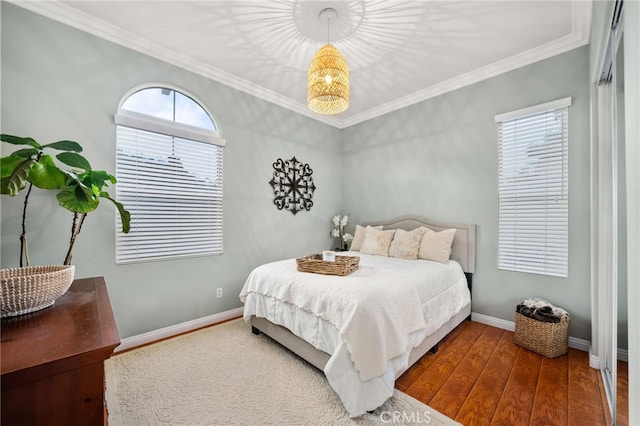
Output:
[13, 1, 592, 128]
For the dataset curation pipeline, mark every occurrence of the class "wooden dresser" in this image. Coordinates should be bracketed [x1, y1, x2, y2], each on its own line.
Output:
[1, 277, 120, 425]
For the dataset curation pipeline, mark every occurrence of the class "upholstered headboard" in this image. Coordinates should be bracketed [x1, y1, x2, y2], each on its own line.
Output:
[362, 215, 477, 274]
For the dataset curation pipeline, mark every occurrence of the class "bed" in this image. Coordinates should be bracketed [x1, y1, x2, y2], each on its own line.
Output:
[239, 216, 476, 417]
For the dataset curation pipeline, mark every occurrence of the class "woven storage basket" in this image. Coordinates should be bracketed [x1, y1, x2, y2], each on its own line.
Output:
[296, 254, 359, 276]
[1, 265, 75, 318]
[514, 312, 569, 358]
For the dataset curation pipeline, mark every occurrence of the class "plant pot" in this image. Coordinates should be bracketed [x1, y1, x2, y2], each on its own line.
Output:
[1, 265, 75, 318]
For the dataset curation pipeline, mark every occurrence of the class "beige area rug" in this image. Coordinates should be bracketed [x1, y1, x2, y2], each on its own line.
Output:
[105, 319, 460, 425]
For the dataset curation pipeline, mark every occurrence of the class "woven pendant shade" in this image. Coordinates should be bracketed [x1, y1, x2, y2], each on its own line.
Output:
[307, 44, 349, 115]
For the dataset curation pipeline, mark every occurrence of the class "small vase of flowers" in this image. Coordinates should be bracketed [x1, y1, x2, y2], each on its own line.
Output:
[331, 215, 353, 251]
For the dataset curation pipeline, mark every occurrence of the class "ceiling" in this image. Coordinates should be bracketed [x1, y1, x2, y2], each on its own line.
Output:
[13, 1, 592, 129]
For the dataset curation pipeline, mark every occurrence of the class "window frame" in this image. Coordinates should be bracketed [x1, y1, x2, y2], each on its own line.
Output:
[495, 97, 571, 277]
[114, 84, 225, 264]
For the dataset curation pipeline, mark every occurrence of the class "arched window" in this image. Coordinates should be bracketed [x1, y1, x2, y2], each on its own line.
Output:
[115, 85, 225, 263]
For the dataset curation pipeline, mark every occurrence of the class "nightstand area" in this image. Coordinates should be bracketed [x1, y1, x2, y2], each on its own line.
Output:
[1, 277, 120, 425]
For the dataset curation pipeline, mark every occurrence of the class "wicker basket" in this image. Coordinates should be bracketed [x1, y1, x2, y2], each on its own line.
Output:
[514, 312, 569, 358]
[1, 265, 75, 318]
[296, 254, 359, 276]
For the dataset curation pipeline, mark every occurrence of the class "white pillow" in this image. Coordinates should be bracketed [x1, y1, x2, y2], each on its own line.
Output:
[388, 228, 426, 260]
[350, 224, 382, 251]
[418, 228, 456, 263]
[360, 227, 396, 256]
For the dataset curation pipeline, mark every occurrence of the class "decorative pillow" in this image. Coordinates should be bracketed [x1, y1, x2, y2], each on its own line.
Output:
[418, 227, 456, 263]
[388, 228, 426, 260]
[360, 227, 396, 256]
[350, 224, 383, 251]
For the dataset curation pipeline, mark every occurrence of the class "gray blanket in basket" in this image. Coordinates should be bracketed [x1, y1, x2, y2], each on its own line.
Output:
[516, 298, 568, 323]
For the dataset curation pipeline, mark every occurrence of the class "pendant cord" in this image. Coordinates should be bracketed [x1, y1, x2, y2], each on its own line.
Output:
[326, 16, 330, 44]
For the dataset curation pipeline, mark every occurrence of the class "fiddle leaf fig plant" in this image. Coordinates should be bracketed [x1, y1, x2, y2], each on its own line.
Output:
[1, 134, 130, 267]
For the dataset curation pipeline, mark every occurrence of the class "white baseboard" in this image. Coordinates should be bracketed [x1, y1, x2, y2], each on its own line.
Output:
[589, 346, 601, 369]
[471, 312, 590, 352]
[471, 312, 516, 332]
[585, 345, 629, 368]
[617, 348, 628, 362]
[589, 347, 629, 368]
[115, 307, 244, 353]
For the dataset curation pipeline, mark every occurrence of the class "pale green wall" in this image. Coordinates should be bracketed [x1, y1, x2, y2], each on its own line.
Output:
[0, 3, 342, 338]
[341, 46, 592, 340]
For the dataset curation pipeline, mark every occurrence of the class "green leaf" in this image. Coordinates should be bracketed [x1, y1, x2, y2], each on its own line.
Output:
[0, 157, 35, 195]
[60, 169, 80, 182]
[100, 191, 131, 233]
[28, 155, 68, 189]
[1, 134, 41, 148]
[0, 177, 14, 195]
[56, 183, 99, 213]
[8, 148, 39, 158]
[75, 181, 97, 203]
[57, 152, 91, 171]
[1, 155, 28, 178]
[42, 140, 83, 152]
[82, 170, 115, 190]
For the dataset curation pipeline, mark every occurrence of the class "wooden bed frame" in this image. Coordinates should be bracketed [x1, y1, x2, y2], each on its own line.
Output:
[249, 215, 476, 378]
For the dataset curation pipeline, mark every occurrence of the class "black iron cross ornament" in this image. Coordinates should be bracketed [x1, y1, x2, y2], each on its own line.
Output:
[268, 156, 316, 215]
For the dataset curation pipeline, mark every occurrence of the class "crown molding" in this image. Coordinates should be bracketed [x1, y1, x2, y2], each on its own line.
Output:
[8, 0, 591, 130]
[340, 1, 592, 128]
[7, 0, 342, 129]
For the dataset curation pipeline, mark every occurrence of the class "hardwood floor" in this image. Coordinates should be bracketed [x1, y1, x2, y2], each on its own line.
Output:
[397, 320, 629, 426]
[616, 359, 629, 426]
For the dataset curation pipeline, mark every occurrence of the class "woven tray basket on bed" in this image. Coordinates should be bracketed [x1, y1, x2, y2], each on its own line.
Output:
[514, 312, 570, 358]
[1, 265, 75, 318]
[296, 254, 359, 276]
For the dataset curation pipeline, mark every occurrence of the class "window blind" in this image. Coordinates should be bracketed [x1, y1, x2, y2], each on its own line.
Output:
[496, 97, 571, 277]
[115, 125, 223, 263]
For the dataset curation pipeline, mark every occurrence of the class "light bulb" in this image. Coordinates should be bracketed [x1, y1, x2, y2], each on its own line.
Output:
[325, 75, 332, 85]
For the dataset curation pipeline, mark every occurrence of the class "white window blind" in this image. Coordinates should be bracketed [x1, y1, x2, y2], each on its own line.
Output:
[115, 87, 224, 263]
[495, 97, 571, 277]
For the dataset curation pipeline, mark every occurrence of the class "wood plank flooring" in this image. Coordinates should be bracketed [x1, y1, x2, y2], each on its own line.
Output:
[397, 320, 629, 426]
[616, 360, 629, 426]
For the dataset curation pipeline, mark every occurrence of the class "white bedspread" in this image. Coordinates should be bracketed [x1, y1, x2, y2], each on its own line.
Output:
[239, 252, 470, 417]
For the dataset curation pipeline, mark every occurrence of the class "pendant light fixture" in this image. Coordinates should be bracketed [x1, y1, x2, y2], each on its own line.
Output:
[307, 8, 349, 115]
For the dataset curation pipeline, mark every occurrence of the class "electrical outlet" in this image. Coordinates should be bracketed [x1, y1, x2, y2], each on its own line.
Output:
[216, 288, 223, 298]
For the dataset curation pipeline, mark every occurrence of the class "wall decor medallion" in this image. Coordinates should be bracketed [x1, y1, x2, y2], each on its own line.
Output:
[269, 157, 316, 215]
